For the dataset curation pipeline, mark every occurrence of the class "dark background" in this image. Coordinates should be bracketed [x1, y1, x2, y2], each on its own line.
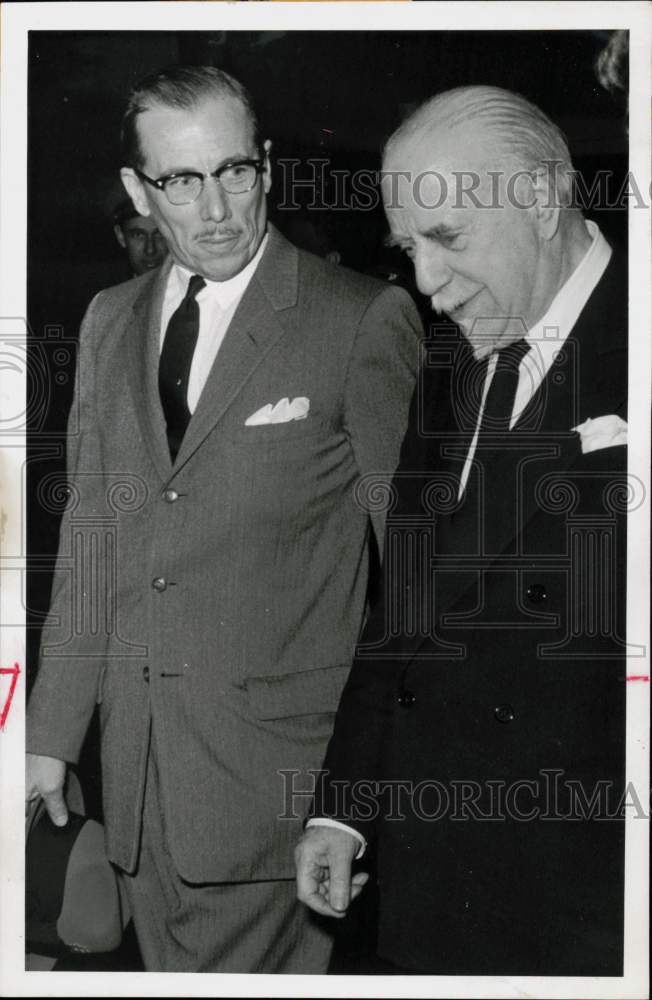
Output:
[28, 29, 628, 337]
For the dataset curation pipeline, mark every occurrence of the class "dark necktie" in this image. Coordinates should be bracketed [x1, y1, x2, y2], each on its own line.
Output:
[159, 274, 205, 462]
[470, 338, 532, 546]
[478, 338, 531, 438]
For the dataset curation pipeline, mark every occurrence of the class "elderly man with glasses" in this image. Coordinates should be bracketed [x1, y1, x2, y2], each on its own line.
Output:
[26, 65, 421, 973]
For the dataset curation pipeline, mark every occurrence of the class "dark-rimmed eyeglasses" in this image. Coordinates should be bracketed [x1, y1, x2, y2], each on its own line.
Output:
[134, 158, 265, 205]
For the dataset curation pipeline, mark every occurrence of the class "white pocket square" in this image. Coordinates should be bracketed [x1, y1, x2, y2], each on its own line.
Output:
[572, 415, 627, 454]
[245, 396, 310, 426]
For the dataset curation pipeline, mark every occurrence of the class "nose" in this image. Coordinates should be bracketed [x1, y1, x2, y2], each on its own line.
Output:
[198, 176, 230, 223]
[413, 243, 453, 298]
[144, 233, 158, 257]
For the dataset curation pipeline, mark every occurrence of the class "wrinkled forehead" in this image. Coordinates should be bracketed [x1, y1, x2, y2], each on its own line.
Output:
[383, 116, 505, 172]
[136, 94, 256, 163]
[381, 121, 508, 213]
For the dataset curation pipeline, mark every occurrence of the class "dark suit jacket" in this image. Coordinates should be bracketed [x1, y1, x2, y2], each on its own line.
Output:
[317, 250, 629, 975]
[27, 225, 422, 882]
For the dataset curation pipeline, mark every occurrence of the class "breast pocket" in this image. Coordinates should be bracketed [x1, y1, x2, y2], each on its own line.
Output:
[229, 419, 344, 477]
[230, 417, 328, 450]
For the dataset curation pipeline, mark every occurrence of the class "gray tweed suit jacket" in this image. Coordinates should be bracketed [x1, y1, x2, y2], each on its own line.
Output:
[27, 224, 421, 882]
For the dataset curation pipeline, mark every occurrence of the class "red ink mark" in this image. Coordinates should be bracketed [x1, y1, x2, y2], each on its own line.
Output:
[625, 675, 650, 682]
[0, 663, 20, 729]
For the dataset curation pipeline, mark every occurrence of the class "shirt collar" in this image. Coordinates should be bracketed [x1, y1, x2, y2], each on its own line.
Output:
[500, 220, 612, 429]
[170, 231, 269, 310]
[524, 220, 612, 361]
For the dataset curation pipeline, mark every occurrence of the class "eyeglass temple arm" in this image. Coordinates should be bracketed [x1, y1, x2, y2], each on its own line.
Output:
[135, 160, 264, 187]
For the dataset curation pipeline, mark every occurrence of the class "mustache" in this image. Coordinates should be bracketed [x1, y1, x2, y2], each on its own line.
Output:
[195, 228, 241, 240]
[431, 299, 464, 314]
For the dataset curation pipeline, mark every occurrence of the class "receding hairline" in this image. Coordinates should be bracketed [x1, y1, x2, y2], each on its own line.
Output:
[129, 94, 259, 175]
[384, 84, 573, 168]
[383, 114, 507, 171]
[136, 87, 253, 118]
[382, 85, 578, 210]
[121, 65, 262, 170]
[135, 90, 256, 133]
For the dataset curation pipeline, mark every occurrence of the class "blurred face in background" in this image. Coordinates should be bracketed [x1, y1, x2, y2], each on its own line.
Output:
[114, 214, 168, 275]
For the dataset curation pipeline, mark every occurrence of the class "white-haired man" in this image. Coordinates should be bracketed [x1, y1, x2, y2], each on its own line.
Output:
[296, 86, 628, 975]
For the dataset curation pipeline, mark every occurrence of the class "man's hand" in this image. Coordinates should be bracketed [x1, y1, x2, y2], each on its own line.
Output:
[295, 825, 369, 918]
[26, 753, 68, 827]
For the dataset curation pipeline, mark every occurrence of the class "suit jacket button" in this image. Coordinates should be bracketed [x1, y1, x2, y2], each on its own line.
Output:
[397, 689, 416, 708]
[152, 577, 167, 592]
[527, 583, 547, 604]
[163, 488, 179, 503]
[494, 703, 515, 723]
[143, 666, 150, 682]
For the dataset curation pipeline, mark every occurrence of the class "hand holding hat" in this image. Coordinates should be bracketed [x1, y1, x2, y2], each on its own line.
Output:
[26, 766, 129, 965]
[26, 753, 68, 828]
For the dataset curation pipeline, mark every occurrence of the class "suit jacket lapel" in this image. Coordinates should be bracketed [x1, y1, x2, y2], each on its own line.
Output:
[399, 250, 627, 658]
[127, 258, 175, 481]
[443, 325, 594, 570]
[173, 224, 299, 469]
[443, 250, 627, 566]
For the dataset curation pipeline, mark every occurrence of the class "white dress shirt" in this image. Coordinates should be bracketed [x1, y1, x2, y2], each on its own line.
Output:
[160, 233, 269, 413]
[307, 221, 612, 858]
[458, 220, 612, 496]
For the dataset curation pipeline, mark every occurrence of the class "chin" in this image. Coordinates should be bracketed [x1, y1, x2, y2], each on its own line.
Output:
[204, 246, 253, 279]
[469, 341, 494, 361]
[460, 326, 498, 361]
[205, 261, 247, 282]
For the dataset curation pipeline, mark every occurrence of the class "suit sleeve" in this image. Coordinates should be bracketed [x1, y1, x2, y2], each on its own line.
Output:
[311, 650, 404, 845]
[311, 286, 423, 842]
[311, 373, 431, 841]
[343, 283, 423, 554]
[27, 293, 108, 763]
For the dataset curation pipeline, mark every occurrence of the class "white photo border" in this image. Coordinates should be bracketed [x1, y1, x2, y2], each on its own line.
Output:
[1, 3, 649, 997]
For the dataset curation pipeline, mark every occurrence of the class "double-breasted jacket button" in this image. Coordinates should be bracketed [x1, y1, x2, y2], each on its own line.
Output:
[162, 488, 179, 503]
[152, 577, 167, 592]
[143, 666, 150, 682]
[397, 688, 416, 708]
[494, 703, 515, 723]
[526, 583, 547, 604]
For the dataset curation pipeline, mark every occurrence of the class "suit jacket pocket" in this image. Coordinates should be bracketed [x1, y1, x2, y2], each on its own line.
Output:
[230, 417, 328, 446]
[244, 663, 351, 720]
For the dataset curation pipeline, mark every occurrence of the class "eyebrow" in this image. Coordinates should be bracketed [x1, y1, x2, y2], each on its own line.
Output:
[156, 154, 256, 178]
[421, 223, 463, 238]
[383, 233, 408, 249]
[383, 223, 463, 248]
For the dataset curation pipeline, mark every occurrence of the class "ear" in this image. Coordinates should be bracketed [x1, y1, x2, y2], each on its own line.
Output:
[531, 167, 561, 240]
[113, 224, 127, 249]
[261, 139, 272, 195]
[120, 168, 151, 218]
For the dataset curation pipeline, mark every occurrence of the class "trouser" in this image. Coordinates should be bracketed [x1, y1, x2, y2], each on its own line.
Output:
[119, 732, 334, 973]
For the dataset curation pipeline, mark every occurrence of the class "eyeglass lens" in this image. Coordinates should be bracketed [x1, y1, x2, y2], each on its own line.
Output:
[164, 163, 258, 204]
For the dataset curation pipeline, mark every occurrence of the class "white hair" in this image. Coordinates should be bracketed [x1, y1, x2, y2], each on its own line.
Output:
[385, 85, 576, 207]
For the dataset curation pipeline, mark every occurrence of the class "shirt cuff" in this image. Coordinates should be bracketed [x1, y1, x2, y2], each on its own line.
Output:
[305, 817, 367, 859]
